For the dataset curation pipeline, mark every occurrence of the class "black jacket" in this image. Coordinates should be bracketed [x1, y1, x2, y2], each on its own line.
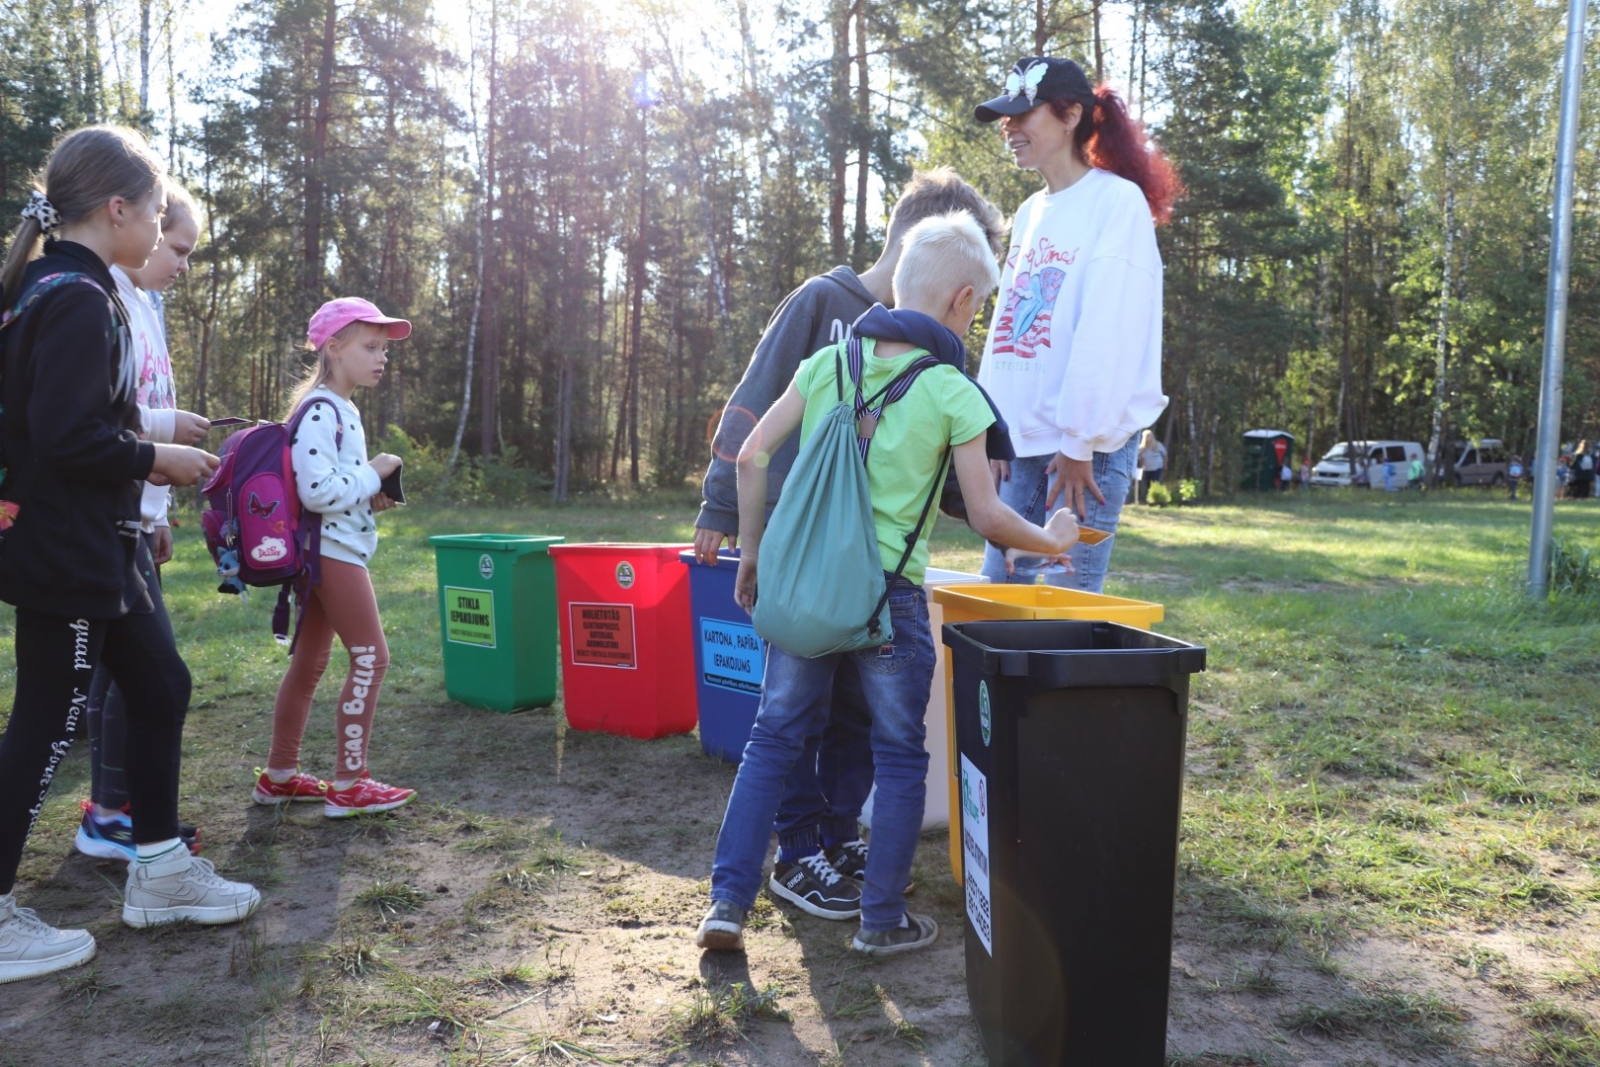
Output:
[0, 240, 156, 618]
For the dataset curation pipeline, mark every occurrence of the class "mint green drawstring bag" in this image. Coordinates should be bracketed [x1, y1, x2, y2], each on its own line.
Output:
[752, 345, 947, 658]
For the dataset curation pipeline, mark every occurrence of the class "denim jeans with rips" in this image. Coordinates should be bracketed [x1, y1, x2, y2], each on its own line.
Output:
[710, 576, 934, 931]
[981, 436, 1139, 594]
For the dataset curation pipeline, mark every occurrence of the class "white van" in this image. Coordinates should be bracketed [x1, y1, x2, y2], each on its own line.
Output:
[1310, 440, 1426, 490]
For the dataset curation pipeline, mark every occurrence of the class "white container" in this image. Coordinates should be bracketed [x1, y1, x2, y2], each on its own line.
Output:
[859, 566, 988, 832]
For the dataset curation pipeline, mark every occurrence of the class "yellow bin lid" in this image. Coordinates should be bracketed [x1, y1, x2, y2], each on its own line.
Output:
[929, 583, 1164, 630]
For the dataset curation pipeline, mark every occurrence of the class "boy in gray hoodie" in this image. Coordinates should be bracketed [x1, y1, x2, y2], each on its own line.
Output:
[693, 169, 1005, 918]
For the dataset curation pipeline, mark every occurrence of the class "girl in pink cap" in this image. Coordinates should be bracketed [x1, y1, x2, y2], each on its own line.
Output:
[251, 297, 416, 817]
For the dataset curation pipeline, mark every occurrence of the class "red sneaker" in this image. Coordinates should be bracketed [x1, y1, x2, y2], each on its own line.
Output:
[252, 768, 329, 805]
[323, 776, 416, 819]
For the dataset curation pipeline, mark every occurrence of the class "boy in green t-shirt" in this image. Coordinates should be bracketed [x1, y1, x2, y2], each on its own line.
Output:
[697, 212, 1079, 956]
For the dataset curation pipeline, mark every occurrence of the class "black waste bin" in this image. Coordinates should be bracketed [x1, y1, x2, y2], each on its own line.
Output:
[943, 619, 1206, 1067]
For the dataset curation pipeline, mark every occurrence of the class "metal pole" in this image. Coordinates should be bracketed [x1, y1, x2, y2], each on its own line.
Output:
[1530, 0, 1590, 599]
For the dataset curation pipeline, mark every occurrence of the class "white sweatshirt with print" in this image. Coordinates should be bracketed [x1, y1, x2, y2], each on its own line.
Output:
[977, 168, 1168, 462]
[113, 267, 176, 531]
[290, 387, 382, 568]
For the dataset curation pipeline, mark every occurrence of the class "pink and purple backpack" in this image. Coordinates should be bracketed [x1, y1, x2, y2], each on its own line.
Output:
[201, 398, 342, 649]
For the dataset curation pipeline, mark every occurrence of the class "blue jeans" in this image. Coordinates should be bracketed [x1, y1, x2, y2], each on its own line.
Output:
[711, 577, 934, 930]
[772, 671, 872, 854]
[982, 437, 1139, 593]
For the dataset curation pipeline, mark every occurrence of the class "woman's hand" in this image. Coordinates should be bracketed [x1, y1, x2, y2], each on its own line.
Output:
[734, 554, 759, 614]
[369, 453, 402, 479]
[150, 443, 219, 487]
[990, 458, 1010, 492]
[370, 492, 399, 513]
[1046, 452, 1104, 519]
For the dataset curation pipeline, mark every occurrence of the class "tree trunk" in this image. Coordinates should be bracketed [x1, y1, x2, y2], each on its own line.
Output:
[626, 107, 649, 485]
[304, 0, 337, 301]
[138, 0, 151, 115]
[479, 0, 500, 458]
[828, 0, 850, 262]
[1426, 169, 1455, 484]
[851, 0, 870, 271]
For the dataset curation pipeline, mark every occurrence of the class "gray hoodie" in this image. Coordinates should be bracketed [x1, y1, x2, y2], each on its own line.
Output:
[696, 267, 876, 535]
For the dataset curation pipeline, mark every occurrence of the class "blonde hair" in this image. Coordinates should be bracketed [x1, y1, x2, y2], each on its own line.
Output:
[284, 320, 385, 417]
[1139, 429, 1156, 451]
[1, 125, 165, 298]
[161, 178, 200, 234]
[887, 167, 1008, 256]
[891, 210, 1002, 313]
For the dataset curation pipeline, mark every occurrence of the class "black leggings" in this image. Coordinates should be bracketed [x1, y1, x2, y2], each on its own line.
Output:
[86, 532, 169, 811]
[0, 603, 190, 894]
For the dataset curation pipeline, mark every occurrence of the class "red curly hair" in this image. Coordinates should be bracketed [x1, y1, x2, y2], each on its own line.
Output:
[1050, 85, 1182, 224]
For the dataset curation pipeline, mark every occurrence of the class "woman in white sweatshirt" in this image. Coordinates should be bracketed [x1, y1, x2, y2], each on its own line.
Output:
[973, 57, 1180, 592]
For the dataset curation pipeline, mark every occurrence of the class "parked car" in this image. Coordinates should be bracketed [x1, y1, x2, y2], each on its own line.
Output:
[1310, 440, 1426, 490]
[1442, 438, 1509, 487]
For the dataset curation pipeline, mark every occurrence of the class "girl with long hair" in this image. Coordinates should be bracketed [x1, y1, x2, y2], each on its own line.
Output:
[0, 127, 258, 984]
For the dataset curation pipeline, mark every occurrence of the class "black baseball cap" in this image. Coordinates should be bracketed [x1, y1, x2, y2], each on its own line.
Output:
[974, 57, 1094, 122]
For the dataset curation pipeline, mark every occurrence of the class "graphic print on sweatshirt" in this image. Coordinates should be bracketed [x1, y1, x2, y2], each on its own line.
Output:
[990, 238, 1077, 360]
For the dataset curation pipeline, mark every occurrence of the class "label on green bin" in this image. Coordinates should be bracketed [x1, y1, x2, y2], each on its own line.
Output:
[444, 586, 496, 647]
[961, 753, 993, 956]
[699, 617, 764, 694]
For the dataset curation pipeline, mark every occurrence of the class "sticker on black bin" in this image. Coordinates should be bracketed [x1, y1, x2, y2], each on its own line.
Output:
[961, 752, 993, 955]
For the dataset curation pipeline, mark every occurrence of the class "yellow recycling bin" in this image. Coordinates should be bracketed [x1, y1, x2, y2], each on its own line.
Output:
[928, 585, 1165, 883]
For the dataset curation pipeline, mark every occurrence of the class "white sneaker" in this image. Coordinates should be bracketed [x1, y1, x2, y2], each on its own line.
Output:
[122, 855, 261, 928]
[0, 893, 96, 984]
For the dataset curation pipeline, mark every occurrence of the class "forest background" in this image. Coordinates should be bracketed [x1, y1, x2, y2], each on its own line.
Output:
[2, 0, 1597, 502]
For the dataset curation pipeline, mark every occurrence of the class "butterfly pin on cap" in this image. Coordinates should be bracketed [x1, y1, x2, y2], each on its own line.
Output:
[974, 57, 1094, 122]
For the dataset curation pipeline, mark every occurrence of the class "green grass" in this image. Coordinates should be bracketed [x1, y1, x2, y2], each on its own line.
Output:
[8, 485, 1600, 1063]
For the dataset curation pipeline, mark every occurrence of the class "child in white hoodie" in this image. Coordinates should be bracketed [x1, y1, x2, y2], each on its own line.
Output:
[75, 179, 211, 862]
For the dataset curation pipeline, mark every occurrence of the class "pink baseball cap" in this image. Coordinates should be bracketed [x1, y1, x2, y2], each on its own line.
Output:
[307, 297, 412, 349]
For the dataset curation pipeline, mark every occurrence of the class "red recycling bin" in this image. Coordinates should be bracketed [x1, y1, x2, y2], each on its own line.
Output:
[550, 543, 697, 738]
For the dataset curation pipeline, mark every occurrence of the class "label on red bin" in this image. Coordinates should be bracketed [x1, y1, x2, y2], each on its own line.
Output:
[699, 617, 764, 694]
[961, 753, 993, 956]
[570, 602, 637, 669]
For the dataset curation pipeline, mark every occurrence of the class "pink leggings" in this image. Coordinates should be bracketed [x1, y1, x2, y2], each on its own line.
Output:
[268, 558, 390, 779]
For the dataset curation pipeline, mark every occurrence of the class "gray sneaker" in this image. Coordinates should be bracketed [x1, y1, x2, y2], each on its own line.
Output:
[695, 900, 747, 952]
[0, 893, 95, 984]
[123, 856, 262, 928]
[851, 912, 938, 957]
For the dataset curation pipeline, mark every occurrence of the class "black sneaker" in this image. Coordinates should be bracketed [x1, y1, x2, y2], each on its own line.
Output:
[851, 912, 938, 956]
[695, 900, 747, 951]
[768, 853, 862, 920]
[826, 839, 915, 896]
[825, 839, 868, 880]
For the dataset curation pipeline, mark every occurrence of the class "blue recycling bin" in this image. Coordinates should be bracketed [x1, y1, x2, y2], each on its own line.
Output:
[679, 550, 765, 762]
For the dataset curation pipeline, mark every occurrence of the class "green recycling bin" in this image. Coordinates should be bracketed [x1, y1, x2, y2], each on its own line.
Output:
[429, 534, 563, 711]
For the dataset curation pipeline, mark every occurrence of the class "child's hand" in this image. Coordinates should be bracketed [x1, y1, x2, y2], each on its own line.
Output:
[1044, 508, 1079, 554]
[152, 525, 173, 565]
[172, 410, 210, 445]
[369, 453, 403, 478]
[734, 554, 758, 614]
[150, 443, 219, 487]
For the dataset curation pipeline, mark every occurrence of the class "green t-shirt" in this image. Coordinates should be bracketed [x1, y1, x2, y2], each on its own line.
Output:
[793, 338, 994, 585]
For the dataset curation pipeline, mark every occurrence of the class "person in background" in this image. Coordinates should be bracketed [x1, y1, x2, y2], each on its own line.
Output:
[1507, 455, 1524, 501]
[1136, 429, 1165, 504]
[1571, 440, 1594, 500]
[1408, 454, 1425, 490]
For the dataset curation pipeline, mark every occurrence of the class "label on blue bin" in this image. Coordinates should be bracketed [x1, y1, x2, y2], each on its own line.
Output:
[961, 753, 993, 956]
[699, 617, 764, 694]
